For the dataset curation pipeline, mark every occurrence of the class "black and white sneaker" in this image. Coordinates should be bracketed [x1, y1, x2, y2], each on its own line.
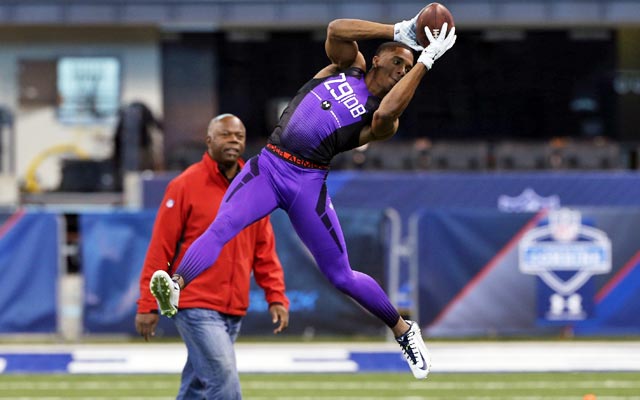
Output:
[150, 270, 180, 317]
[396, 320, 431, 379]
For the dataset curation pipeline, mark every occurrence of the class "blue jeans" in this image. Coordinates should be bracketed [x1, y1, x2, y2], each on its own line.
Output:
[173, 308, 243, 400]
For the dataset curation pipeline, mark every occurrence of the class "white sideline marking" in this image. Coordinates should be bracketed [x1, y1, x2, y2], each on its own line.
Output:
[2, 379, 640, 391]
[0, 381, 176, 390]
[243, 380, 640, 390]
[1, 341, 640, 373]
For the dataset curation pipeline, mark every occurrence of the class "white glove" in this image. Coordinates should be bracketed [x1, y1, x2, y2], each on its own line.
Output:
[393, 12, 424, 52]
[417, 22, 457, 70]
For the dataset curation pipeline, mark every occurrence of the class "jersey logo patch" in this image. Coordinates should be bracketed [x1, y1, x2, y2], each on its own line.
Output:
[321, 100, 331, 110]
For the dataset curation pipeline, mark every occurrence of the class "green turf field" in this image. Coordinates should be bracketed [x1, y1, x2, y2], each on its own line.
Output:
[1, 372, 639, 399]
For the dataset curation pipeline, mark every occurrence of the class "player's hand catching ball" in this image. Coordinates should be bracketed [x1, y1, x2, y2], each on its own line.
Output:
[393, 12, 425, 51]
[417, 22, 457, 70]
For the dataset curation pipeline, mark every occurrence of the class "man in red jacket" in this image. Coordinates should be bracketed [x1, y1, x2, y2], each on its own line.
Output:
[135, 113, 289, 400]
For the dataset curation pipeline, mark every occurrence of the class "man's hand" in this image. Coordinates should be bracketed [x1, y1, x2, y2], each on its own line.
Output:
[393, 12, 424, 51]
[135, 312, 159, 342]
[417, 22, 457, 70]
[269, 304, 289, 334]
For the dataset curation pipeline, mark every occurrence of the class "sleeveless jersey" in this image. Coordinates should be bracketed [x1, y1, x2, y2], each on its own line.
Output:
[268, 68, 381, 165]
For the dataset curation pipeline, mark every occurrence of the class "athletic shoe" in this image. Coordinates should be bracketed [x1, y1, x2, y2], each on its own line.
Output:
[396, 320, 431, 379]
[150, 270, 180, 317]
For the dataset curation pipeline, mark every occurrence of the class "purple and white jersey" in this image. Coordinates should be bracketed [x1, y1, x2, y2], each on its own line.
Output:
[174, 69, 402, 329]
[268, 68, 381, 165]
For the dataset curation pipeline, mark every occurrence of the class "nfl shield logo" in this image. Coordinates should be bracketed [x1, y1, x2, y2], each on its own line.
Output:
[518, 208, 611, 321]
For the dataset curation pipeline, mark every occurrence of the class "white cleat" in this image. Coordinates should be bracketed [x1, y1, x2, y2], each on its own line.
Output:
[396, 320, 431, 379]
[150, 270, 180, 317]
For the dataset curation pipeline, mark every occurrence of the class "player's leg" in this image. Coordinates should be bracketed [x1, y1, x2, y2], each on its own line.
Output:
[287, 180, 400, 327]
[152, 155, 279, 317]
[287, 180, 431, 379]
[173, 308, 242, 400]
[177, 155, 278, 283]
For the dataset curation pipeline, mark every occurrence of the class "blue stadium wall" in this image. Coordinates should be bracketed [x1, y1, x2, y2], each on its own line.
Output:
[2, 171, 640, 337]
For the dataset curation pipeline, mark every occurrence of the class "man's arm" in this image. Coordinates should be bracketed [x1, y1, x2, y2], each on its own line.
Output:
[315, 19, 393, 79]
[135, 180, 186, 340]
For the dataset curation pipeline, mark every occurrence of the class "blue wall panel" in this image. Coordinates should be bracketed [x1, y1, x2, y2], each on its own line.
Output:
[0, 211, 59, 333]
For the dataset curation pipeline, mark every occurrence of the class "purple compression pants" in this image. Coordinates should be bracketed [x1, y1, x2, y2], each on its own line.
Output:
[175, 148, 400, 328]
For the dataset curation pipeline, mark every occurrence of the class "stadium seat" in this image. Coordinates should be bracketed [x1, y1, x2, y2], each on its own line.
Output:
[561, 139, 625, 170]
[365, 141, 414, 170]
[415, 140, 490, 171]
[493, 140, 558, 170]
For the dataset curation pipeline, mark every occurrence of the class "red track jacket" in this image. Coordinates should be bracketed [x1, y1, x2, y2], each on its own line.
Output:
[137, 153, 288, 315]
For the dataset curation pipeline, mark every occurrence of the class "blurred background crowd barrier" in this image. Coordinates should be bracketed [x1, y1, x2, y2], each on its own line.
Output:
[0, 0, 639, 341]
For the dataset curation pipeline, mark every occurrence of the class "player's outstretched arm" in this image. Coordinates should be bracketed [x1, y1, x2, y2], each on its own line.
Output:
[367, 23, 456, 142]
[367, 65, 427, 142]
[317, 19, 392, 78]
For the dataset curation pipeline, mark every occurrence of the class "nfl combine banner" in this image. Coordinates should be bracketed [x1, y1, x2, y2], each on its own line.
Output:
[421, 207, 640, 336]
[519, 208, 611, 323]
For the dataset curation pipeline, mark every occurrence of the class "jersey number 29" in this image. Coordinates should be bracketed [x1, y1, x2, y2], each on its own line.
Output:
[323, 73, 367, 118]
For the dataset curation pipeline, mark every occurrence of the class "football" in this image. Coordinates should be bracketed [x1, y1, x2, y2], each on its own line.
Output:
[415, 3, 455, 48]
